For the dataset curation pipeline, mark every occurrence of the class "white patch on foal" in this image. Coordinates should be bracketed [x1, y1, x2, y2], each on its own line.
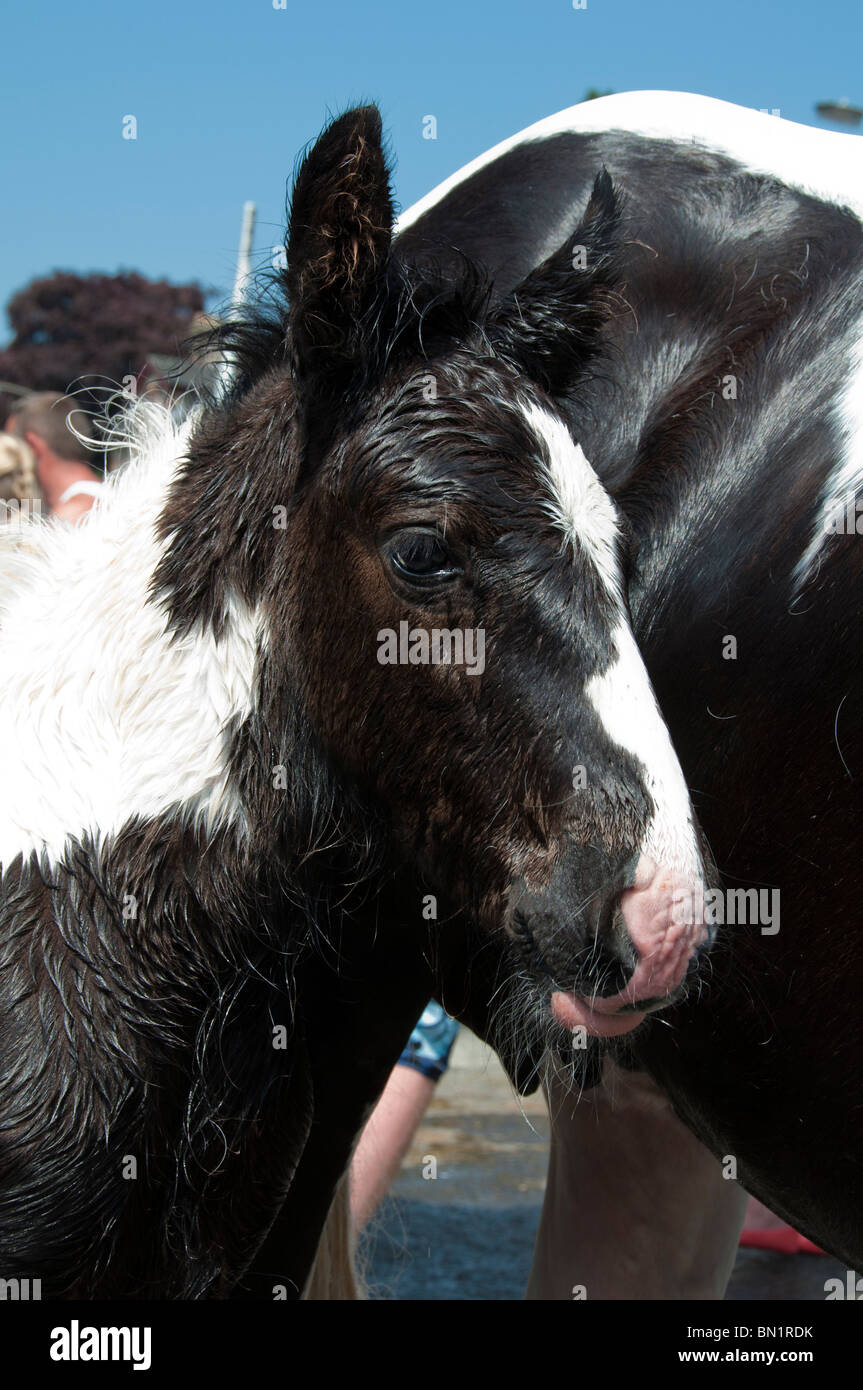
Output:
[523, 401, 702, 883]
[0, 404, 263, 869]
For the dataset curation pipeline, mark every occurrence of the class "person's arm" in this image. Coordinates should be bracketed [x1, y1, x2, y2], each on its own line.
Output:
[349, 1063, 437, 1229]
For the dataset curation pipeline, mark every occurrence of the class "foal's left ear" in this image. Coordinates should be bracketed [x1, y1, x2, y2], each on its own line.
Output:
[488, 168, 622, 396]
[284, 105, 394, 402]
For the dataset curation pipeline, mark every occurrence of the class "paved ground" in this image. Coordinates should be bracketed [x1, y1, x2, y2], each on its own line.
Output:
[361, 1030, 845, 1301]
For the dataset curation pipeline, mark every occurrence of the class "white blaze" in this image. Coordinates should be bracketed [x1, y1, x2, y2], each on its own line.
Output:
[585, 621, 702, 882]
[523, 400, 702, 881]
[521, 402, 622, 601]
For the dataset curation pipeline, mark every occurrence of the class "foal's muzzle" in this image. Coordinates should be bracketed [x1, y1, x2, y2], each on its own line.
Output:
[509, 849, 714, 1038]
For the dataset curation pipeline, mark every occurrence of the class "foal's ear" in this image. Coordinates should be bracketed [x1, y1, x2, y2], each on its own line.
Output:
[488, 168, 621, 396]
[285, 105, 394, 400]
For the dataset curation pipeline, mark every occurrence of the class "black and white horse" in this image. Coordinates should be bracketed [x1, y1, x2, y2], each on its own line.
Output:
[1, 90, 860, 1298]
[392, 89, 863, 1287]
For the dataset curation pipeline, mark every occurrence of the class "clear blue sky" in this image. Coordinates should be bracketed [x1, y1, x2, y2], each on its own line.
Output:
[1, 0, 861, 340]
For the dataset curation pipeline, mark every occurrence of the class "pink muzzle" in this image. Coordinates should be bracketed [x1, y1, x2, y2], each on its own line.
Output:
[551, 855, 710, 1038]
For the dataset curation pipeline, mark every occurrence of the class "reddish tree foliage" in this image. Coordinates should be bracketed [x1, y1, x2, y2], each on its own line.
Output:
[0, 271, 207, 421]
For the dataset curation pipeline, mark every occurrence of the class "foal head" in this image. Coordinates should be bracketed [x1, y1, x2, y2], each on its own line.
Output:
[171, 107, 713, 1041]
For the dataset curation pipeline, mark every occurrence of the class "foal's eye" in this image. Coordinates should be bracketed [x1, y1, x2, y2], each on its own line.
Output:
[385, 530, 461, 584]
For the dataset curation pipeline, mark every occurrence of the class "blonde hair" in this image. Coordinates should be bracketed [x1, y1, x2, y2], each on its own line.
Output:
[0, 434, 40, 507]
[301, 1173, 365, 1300]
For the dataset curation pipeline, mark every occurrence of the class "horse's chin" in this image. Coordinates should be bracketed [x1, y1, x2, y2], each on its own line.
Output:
[549, 989, 646, 1037]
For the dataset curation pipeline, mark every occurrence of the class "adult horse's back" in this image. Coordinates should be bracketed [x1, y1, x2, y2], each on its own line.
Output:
[397, 91, 863, 1266]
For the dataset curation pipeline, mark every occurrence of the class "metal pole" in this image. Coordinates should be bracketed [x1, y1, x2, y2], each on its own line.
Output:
[230, 201, 257, 307]
[217, 201, 257, 393]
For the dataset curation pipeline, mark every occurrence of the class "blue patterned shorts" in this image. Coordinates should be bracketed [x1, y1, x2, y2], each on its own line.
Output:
[397, 1000, 460, 1082]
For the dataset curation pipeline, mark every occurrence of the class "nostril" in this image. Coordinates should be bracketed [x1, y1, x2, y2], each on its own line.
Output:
[577, 943, 634, 1000]
[509, 900, 630, 997]
[582, 888, 615, 941]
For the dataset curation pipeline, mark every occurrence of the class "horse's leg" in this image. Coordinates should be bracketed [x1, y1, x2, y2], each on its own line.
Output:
[527, 1058, 747, 1300]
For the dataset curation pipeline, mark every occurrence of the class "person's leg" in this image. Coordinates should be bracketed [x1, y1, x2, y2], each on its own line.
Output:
[527, 1058, 748, 1299]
